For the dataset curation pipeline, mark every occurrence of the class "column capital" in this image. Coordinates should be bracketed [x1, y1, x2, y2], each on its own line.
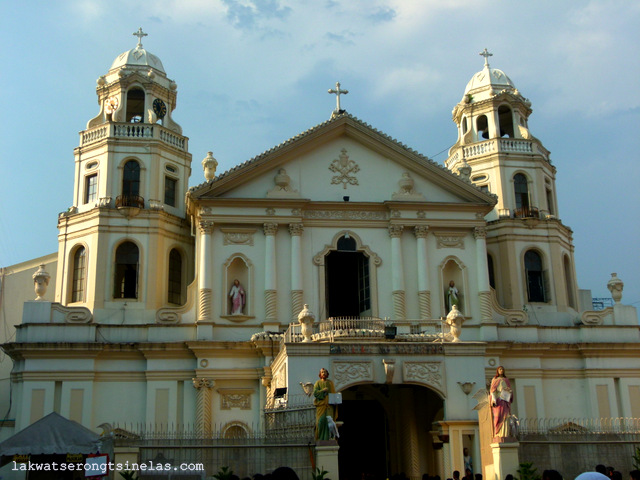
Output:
[198, 220, 214, 235]
[263, 222, 279, 236]
[192, 377, 215, 389]
[288, 223, 304, 236]
[474, 226, 487, 239]
[388, 224, 404, 238]
[414, 225, 429, 238]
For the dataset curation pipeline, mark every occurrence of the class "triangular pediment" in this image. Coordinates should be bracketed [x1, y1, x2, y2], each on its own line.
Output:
[189, 114, 495, 208]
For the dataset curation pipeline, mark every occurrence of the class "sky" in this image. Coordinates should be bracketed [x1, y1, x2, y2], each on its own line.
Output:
[1, 0, 639, 309]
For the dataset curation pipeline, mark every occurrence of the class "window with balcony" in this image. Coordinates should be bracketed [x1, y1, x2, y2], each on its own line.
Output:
[114, 241, 139, 299]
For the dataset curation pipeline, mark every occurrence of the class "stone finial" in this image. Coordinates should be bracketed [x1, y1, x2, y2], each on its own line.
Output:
[202, 151, 218, 181]
[446, 304, 465, 342]
[32, 264, 51, 301]
[457, 160, 472, 182]
[607, 273, 624, 304]
[297, 304, 316, 343]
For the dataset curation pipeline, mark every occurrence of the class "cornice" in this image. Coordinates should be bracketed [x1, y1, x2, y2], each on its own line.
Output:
[194, 368, 262, 380]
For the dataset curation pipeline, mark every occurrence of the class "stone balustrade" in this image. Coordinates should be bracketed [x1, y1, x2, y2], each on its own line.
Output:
[80, 122, 187, 151]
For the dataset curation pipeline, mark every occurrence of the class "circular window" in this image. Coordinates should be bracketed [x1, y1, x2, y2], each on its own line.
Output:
[86, 161, 99, 170]
[165, 164, 177, 173]
[471, 174, 488, 182]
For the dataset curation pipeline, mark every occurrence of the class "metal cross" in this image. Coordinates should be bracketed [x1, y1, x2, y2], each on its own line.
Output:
[133, 28, 148, 48]
[328, 82, 349, 112]
[479, 48, 493, 67]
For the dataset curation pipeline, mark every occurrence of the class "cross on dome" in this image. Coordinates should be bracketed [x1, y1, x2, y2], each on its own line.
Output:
[133, 28, 148, 48]
[328, 81, 349, 113]
[479, 48, 493, 67]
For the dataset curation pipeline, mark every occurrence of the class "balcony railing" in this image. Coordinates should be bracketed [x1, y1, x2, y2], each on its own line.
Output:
[513, 206, 539, 218]
[283, 316, 445, 343]
[80, 122, 187, 151]
[116, 195, 145, 209]
[446, 138, 550, 169]
[518, 417, 640, 436]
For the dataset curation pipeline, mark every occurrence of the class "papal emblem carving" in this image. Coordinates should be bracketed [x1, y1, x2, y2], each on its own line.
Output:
[329, 148, 360, 189]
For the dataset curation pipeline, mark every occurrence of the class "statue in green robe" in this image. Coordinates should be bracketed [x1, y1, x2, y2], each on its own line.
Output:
[313, 368, 337, 440]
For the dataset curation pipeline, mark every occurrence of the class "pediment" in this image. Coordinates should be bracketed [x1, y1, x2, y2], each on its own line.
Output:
[189, 115, 495, 208]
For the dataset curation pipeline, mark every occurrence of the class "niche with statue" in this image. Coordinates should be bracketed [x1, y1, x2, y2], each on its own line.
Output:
[222, 254, 253, 321]
[440, 257, 467, 316]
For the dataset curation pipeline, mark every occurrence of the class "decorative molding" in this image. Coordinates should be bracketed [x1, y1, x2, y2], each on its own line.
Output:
[388, 225, 404, 238]
[265, 289, 277, 321]
[414, 225, 429, 238]
[51, 304, 93, 324]
[434, 232, 465, 249]
[156, 309, 180, 324]
[192, 378, 215, 390]
[288, 223, 304, 236]
[219, 389, 253, 410]
[478, 291, 493, 323]
[418, 290, 432, 320]
[417, 210, 426, 219]
[304, 210, 387, 220]
[392, 171, 425, 201]
[488, 288, 528, 325]
[291, 290, 304, 323]
[329, 148, 360, 189]
[392, 290, 406, 321]
[222, 228, 256, 246]
[403, 361, 444, 393]
[333, 361, 373, 390]
[263, 222, 278, 236]
[313, 231, 382, 267]
[265, 207, 276, 216]
[198, 220, 214, 234]
[291, 208, 302, 216]
[580, 307, 612, 326]
[198, 288, 212, 321]
[267, 168, 300, 198]
[390, 209, 401, 218]
[474, 227, 487, 239]
[200, 207, 212, 215]
[382, 359, 396, 384]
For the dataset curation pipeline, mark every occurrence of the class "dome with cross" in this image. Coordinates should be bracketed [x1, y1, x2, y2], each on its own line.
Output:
[109, 28, 166, 74]
[463, 49, 515, 101]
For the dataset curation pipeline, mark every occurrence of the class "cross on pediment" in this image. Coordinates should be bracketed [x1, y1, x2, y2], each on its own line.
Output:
[133, 28, 148, 48]
[328, 81, 349, 113]
[479, 48, 493, 67]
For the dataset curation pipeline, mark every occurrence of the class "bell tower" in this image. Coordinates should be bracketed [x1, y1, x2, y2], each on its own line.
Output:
[445, 50, 579, 317]
[56, 29, 194, 322]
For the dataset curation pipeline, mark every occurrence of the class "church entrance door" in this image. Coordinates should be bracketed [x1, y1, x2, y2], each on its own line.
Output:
[337, 384, 444, 480]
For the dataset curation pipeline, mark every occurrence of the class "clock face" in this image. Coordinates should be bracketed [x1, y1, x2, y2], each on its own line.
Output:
[105, 96, 119, 114]
[153, 98, 167, 119]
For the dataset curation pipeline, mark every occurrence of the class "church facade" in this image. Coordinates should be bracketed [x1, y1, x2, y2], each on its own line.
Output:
[1, 35, 639, 480]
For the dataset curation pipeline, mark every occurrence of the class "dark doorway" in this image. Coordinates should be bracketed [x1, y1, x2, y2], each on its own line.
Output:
[338, 396, 389, 480]
[338, 384, 444, 480]
[325, 239, 370, 317]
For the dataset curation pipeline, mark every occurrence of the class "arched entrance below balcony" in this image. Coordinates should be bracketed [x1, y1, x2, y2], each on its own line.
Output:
[337, 383, 444, 480]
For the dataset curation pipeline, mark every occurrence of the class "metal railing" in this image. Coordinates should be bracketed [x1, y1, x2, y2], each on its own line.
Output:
[116, 194, 145, 209]
[518, 417, 640, 436]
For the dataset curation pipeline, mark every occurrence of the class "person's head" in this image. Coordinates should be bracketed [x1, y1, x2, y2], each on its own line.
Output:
[608, 468, 615, 478]
[466, 470, 472, 478]
[454, 471, 460, 480]
[629, 470, 640, 480]
[611, 472, 622, 480]
[496, 366, 506, 377]
[272, 466, 299, 480]
[463, 447, 469, 455]
[319, 368, 329, 379]
[596, 467, 607, 475]
[475, 475, 482, 480]
[505, 475, 514, 480]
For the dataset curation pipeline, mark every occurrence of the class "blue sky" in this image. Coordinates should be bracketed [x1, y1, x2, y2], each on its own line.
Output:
[1, 0, 639, 308]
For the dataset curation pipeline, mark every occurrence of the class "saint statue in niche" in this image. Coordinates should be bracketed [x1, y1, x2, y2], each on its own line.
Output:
[447, 280, 460, 313]
[489, 365, 514, 441]
[228, 279, 246, 315]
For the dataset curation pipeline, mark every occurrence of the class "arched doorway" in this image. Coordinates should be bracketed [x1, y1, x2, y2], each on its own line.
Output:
[338, 384, 444, 480]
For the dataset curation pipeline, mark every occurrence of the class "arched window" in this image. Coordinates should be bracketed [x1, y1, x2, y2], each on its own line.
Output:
[123, 160, 141, 197]
[168, 249, 183, 305]
[71, 247, 86, 303]
[498, 105, 514, 137]
[476, 115, 489, 140]
[525, 250, 546, 303]
[514, 173, 529, 210]
[327, 234, 370, 317]
[462, 117, 468, 135]
[114, 242, 139, 299]
[126, 88, 145, 123]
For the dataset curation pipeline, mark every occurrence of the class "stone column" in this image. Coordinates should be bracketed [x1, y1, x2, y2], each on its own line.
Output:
[263, 223, 279, 323]
[389, 225, 406, 321]
[414, 226, 432, 319]
[475, 227, 492, 322]
[289, 223, 304, 322]
[192, 377, 214, 437]
[400, 389, 420, 479]
[197, 220, 214, 322]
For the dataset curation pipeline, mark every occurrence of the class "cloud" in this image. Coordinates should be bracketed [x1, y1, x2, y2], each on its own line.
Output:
[221, 0, 292, 29]
[367, 7, 396, 23]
